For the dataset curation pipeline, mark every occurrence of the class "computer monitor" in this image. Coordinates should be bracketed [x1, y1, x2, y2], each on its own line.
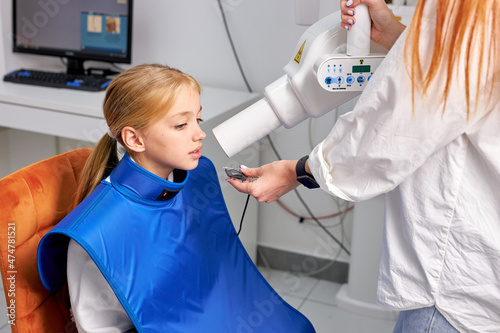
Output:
[12, 0, 133, 75]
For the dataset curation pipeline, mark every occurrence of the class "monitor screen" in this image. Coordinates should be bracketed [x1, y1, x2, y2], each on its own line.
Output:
[13, 0, 133, 74]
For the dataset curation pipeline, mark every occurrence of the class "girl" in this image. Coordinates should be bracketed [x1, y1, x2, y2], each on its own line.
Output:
[38, 64, 316, 333]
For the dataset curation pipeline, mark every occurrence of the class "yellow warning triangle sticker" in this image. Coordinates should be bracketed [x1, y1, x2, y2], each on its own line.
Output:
[294, 39, 306, 64]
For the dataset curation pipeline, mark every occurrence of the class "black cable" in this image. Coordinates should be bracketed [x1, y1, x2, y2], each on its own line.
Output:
[265, 134, 282, 160]
[216, 1, 252, 235]
[217, 0, 253, 93]
[293, 183, 351, 256]
[237, 194, 251, 235]
[266, 135, 351, 256]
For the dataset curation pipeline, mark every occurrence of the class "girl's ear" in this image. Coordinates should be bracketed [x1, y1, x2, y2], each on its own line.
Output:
[121, 126, 146, 152]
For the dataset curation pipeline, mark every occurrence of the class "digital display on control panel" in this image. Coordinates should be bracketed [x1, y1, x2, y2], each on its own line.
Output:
[352, 65, 371, 73]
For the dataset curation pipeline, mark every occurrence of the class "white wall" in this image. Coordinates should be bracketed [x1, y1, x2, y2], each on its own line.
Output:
[130, 0, 340, 93]
[0, 0, 418, 264]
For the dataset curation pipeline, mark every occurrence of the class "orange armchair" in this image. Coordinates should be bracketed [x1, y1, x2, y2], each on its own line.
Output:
[0, 148, 92, 333]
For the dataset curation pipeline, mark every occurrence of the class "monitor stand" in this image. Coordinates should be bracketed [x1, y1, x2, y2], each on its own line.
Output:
[66, 58, 86, 75]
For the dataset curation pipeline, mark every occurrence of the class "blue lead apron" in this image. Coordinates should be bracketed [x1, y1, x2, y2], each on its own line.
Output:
[37, 154, 316, 333]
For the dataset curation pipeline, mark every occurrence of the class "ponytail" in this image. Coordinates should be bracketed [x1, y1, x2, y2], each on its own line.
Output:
[75, 134, 119, 205]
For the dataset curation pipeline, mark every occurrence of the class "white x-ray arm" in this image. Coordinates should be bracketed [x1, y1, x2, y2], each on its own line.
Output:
[213, 5, 387, 157]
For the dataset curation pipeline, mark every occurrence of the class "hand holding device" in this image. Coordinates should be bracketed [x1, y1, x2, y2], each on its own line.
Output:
[224, 167, 250, 182]
[346, 3, 371, 56]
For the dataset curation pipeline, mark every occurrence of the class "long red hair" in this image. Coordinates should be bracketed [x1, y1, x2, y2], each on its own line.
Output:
[405, 0, 499, 119]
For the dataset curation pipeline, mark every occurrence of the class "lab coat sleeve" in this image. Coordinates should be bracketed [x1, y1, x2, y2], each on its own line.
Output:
[308, 24, 472, 202]
[67, 239, 135, 333]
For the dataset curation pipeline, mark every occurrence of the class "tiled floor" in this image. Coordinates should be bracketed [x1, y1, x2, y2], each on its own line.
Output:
[258, 267, 397, 333]
[0, 267, 396, 333]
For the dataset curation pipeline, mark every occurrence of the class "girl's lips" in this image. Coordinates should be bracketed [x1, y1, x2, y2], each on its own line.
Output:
[189, 145, 202, 158]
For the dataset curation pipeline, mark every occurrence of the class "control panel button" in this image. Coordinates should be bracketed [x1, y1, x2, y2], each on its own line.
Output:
[314, 54, 384, 92]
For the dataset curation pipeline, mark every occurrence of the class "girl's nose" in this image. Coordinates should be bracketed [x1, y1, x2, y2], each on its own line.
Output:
[195, 125, 206, 141]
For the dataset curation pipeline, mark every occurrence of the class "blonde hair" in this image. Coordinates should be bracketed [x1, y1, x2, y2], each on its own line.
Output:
[405, 0, 499, 118]
[75, 64, 201, 204]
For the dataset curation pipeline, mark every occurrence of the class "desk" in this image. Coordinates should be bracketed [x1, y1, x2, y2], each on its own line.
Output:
[0, 81, 261, 260]
[0, 81, 259, 143]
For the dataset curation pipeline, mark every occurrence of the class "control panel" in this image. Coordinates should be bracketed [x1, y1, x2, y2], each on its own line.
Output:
[313, 54, 384, 92]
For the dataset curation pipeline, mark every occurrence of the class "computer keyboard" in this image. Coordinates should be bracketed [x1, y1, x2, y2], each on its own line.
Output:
[3, 69, 112, 92]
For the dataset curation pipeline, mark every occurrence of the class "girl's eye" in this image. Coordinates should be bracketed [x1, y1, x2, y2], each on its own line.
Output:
[175, 118, 203, 130]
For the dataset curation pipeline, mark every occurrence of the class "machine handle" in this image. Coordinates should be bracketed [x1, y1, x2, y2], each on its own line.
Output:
[346, 3, 371, 56]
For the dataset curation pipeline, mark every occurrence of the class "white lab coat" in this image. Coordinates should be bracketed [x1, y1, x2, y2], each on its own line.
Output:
[308, 2, 500, 332]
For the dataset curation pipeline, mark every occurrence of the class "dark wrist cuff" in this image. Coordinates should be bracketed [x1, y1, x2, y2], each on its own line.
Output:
[296, 155, 319, 189]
